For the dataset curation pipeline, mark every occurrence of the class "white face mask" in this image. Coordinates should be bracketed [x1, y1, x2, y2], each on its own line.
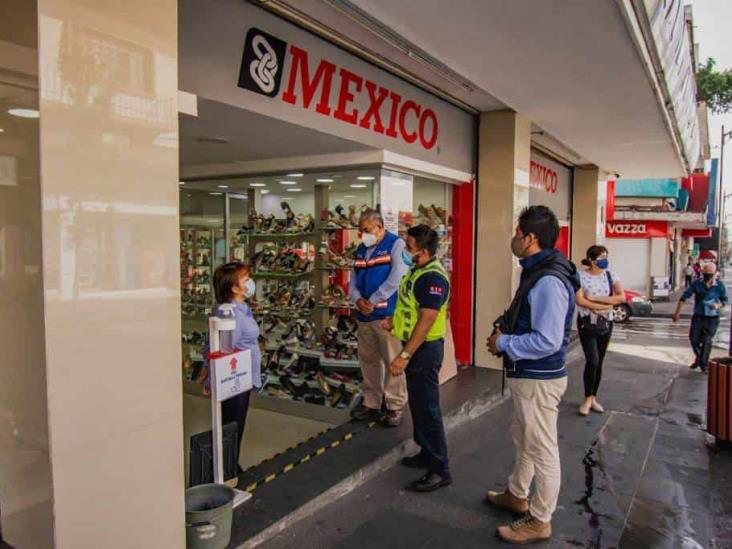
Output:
[243, 278, 256, 299]
[360, 231, 378, 248]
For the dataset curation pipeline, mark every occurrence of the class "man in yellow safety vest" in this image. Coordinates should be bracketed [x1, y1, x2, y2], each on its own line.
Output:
[381, 224, 451, 492]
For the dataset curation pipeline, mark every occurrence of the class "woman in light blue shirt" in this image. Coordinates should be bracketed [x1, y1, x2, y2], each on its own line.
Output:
[211, 261, 261, 471]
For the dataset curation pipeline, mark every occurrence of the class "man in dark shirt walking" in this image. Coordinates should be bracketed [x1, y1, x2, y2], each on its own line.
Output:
[673, 262, 728, 372]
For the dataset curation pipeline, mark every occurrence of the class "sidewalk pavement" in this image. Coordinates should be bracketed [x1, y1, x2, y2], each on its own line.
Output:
[259, 329, 732, 548]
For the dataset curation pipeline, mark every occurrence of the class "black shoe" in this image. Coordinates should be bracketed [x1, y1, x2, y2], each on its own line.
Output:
[407, 472, 452, 492]
[350, 405, 381, 421]
[401, 453, 429, 469]
[690, 362, 699, 370]
[381, 409, 404, 428]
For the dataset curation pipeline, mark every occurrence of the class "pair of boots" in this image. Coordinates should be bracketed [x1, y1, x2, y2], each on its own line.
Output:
[485, 489, 551, 544]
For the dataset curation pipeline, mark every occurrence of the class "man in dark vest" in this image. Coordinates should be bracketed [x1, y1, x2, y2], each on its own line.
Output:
[348, 209, 409, 426]
[486, 205, 579, 544]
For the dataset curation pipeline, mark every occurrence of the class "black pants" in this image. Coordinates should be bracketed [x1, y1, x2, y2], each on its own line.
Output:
[685, 275, 693, 288]
[689, 315, 720, 370]
[578, 324, 613, 397]
[222, 390, 252, 466]
[406, 339, 450, 478]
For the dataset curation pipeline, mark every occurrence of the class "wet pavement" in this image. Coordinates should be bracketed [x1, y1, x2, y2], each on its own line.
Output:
[259, 327, 732, 549]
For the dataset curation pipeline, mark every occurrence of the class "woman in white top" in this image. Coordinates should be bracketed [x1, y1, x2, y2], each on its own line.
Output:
[574, 245, 625, 416]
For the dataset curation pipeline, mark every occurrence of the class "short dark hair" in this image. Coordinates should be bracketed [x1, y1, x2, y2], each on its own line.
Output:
[213, 261, 251, 304]
[517, 206, 559, 250]
[581, 245, 609, 267]
[407, 224, 439, 256]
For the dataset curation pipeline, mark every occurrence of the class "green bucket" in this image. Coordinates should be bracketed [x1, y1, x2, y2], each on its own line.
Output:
[185, 484, 235, 549]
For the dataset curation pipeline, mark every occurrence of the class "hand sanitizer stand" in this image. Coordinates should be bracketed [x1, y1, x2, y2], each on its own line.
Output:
[208, 304, 252, 508]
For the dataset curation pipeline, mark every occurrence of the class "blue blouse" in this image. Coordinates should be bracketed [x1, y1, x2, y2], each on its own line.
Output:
[215, 301, 262, 387]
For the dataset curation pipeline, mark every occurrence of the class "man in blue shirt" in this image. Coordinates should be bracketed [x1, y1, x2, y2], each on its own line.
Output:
[349, 210, 409, 426]
[485, 206, 579, 545]
[673, 262, 728, 372]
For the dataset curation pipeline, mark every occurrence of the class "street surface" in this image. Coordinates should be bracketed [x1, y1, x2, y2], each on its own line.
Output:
[261, 282, 732, 548]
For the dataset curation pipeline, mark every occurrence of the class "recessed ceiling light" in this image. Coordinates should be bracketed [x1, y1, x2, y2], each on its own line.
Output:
[287, 188, 302, 192]
[179, 181, 185, 185]
[209, 192, 223, 196]
[0, 128, 4, 133]
[261, 190, 270, 195]
[279, 180, 297, 185]
[217, 184, 229, 189]
[357, 176, 375, 181]
[250, 183, 266, 187]
[230, 193, 248, 200]
[344, 195, 356, 198]
[350, 184, 367, 188]
[316, 178, 334, 183]
[8, 108, 39, 119]
[287, 173, 304, 177]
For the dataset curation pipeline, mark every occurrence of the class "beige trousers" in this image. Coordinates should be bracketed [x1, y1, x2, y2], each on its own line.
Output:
[507, 376, 568, 523]
[357, 319, 408, 411]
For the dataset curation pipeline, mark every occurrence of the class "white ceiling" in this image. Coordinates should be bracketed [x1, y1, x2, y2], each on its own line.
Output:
[180, 98, 375, 168]
[282, 0, 689, 178]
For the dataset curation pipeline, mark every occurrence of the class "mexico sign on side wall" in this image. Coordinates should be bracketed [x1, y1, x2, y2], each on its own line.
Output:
[180, 0, 475, 174]
[529, 150, 572, 222]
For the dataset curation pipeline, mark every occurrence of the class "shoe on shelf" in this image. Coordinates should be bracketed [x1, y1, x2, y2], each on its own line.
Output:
[578, 398, 592, 417]
[496, 515, 551, 544]
[484, 489, 529, 515]
[407, 472, 451, 492]
[381, 409, 403, 427]
[590, 398, 604, 413]
[401, 452, 429, 469]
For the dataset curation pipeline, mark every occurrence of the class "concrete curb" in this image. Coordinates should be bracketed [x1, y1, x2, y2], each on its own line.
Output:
[239, 382, 509, 548]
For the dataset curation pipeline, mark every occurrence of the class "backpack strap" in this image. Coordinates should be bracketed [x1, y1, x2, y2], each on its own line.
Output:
[605, 270, 613, 296]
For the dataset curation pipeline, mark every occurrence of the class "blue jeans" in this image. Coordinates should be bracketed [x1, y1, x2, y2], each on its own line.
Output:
[406, 339, 450, 478]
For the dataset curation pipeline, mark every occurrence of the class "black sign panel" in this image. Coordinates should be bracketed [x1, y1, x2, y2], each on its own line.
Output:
[238, 27, 288, 98]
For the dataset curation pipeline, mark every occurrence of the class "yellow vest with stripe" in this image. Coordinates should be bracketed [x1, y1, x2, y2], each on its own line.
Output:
[392, 259, 450, 342]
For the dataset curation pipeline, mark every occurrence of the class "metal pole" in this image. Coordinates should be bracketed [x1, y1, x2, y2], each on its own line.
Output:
[719, 125, 725, 267]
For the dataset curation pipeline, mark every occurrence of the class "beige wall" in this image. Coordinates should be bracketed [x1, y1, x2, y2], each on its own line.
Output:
[28, 0, 183, 546]
[570, 166, 603, 264]
[0, 2, 55, 546]
[474, 111, 531, 368]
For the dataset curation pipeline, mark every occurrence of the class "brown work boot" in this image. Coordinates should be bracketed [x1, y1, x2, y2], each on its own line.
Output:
[496, 515, 551, 544]
[484, 489, 529, 515]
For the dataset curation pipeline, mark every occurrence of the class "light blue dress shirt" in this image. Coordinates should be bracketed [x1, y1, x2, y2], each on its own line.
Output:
[496, 276, 570, 362]
[348, 236, 408, 305]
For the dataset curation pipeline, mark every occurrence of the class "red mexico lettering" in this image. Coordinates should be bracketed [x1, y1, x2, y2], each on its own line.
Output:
[529, 160, 558, 194]
[333, 68, 363, 125]
[279, 44, 440, 150]
[358, 80, 388, 133]
[282, 45, 335, 116]
[399, 100, 421, 144]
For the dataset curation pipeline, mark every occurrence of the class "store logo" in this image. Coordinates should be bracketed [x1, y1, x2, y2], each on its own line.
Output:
[530, 160, 558, 194]
[238, 28, 287, 97]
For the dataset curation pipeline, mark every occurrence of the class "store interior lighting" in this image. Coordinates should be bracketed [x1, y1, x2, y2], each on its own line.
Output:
[279, 180, 297, 185]
[316, 178, 334, 183]
[8, 108, 40, 118]
[287, 173, 303, 177]
[250, 183, 266, 187]
[350, 184, 367, 188]
[286, 188, 302, 192]
[357, 176, 375, 180]
[217, 185, 229, 188]
[209, 192, 223, 196]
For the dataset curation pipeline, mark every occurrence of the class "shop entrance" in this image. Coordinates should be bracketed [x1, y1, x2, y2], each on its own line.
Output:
[178, 97, 462, 483]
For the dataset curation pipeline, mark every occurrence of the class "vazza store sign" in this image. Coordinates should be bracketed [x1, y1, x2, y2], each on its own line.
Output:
[238, 27, 439, 151]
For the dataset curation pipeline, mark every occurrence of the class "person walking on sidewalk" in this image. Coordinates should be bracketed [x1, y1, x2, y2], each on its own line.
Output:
[673, 262, 728, 373]
[349, 209, 409, 426]
[685, 260, 694, 288]
[485, 205, 579, 545]
[381, 224, 452, 492]
[575, 245, 625, 416]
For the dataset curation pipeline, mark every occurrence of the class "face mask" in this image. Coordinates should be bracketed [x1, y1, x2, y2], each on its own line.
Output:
[596, 258, 609, 270]
[402, 249, 417, 267]
[360, 231, 378, 248]
[244, 278, 256, 299]
[510, 235, 529, 258]
[703, 273, 714, 282]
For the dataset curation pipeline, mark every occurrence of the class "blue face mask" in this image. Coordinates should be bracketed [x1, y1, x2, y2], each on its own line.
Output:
[402, 249, 416, 267]
[244, 278, 256, 299]
[596, 258, 609, 270]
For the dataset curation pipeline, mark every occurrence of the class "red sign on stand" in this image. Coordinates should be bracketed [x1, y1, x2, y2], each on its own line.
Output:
[605, 220, 668, 238]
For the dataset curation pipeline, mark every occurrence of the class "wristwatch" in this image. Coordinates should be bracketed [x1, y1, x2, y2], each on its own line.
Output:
[399, 350, 412, 360]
